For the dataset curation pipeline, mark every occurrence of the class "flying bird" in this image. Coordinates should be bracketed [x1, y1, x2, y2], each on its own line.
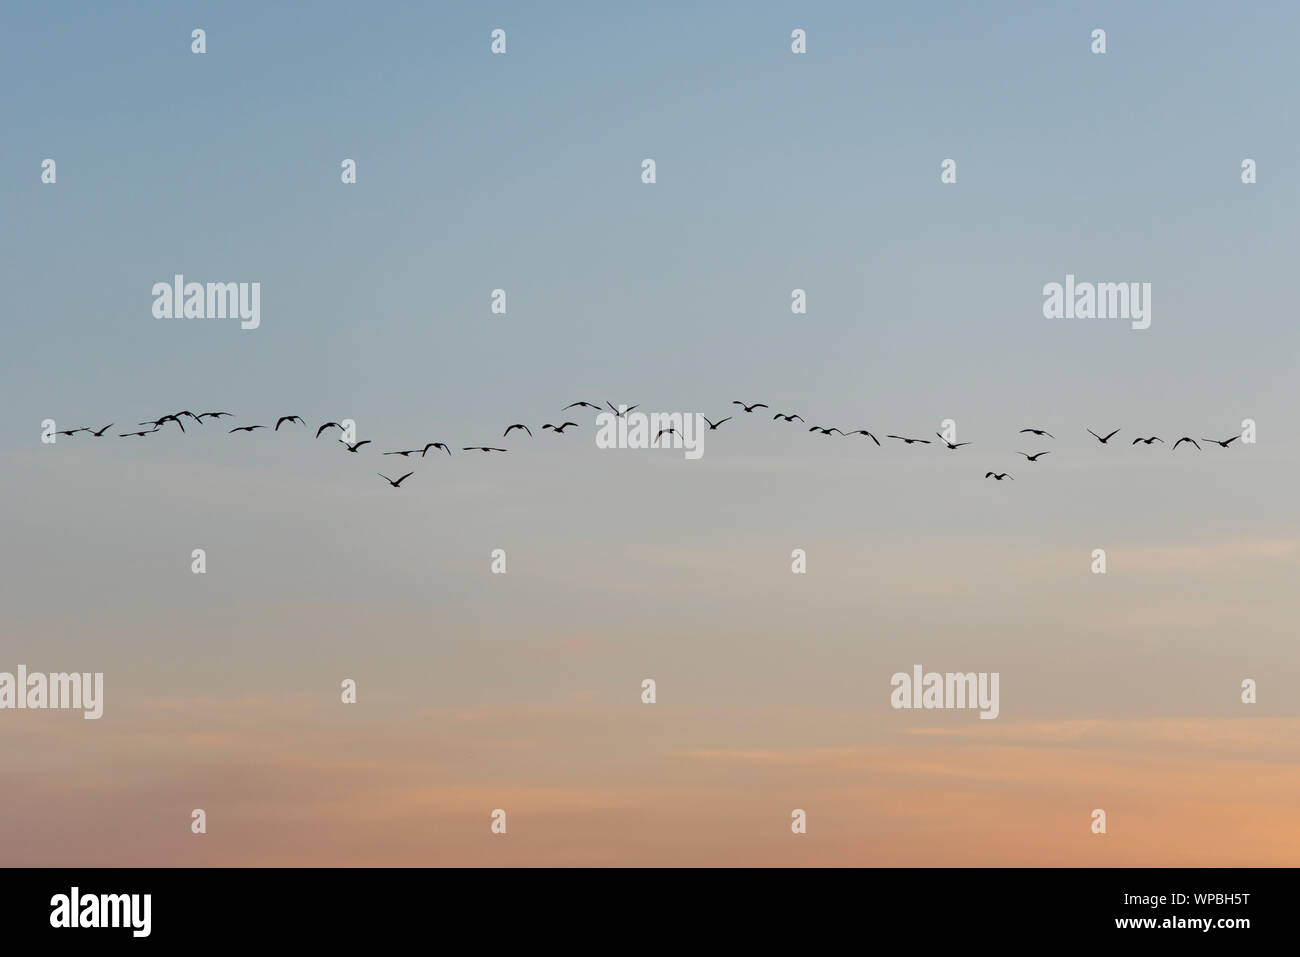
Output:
[845, 429, 880, 445]
[141, 415, 184, 432]
[275, 415, 305, 431]
[1020, 428, 1055, 439]
[1202, 436, 1240, 448]
[378, 472, 413, 488]
[985, 472, 1013, 481]
[421, 443, 451, 457]
[563, 401, 602, 411]
[1131, 436, 1163, 445]
[808, 426, 844, 435]
[542, 423, 579, 433]
[772, 413, 804, 422]
[503, 424, 532, 437]
[463, 447, 507, 453]
[229, 425, 266, 433]
[732, 401, 768, 412]
[174, 411, 202, 423]
[654, 428, 679, 444]
[196, 412, 232, 420]
[702, 416, 731, 430]
[887, 435, 931, 445]
[1172, 437, 1201, 450]
[383, 449, 421, 457]
[937, 434, 971, 450]
[1017, 451, 1050, 461]
[605, 402, 638, 416]
[1087, 428, 1121, 444]
[340, 439, 372, 452]
[86, 424, 114, 437]
[55, 427, 86, 436]
[316, 422, 344, 438]
[119, 428, 159, 437]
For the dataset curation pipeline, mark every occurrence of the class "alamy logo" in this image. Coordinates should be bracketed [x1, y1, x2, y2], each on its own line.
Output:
[0, 665, 103, 719]
[595, 408, 706, 460]
[1042, 273, 1150, 330]
[890, 664, 999, 719]
[50, 887, 150, 937]
[152, 274, 260, 329]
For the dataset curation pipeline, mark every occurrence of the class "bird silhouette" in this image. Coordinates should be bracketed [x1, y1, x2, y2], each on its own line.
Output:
[86, 424, 114, 436]
[542, 422, 579, 433]
[503, 424, 532, 437]
[702, 416, 731, 430]
[772, 413, 804, 422]
[316, 422, 344, 438]
[196, 412, 232, 421]
[937, 434, 971, 450]
[119, 428, 159, 437]
[421, 443, 452, 457]
[985, 472, 1013, 481]
[1131, 436, 1163, 445]
[1172, 437, 1201, 450]
[887, 435, 931, 445]
[1203, 436, 1240, 448]
[378, 472, 413, 488]
[1017, 451, 1050, 461]
[383, 449, 421, 457]
[275, 415, 305, 431]
[55, 428, 86, 436]
[844, 429, 881, 445]
[340, 439, 372, 452]
[463, 446, 507, 453]
[732, 401, 768, 412]
[605, 402, 638, 416]
[563, 401, 602, 411]
[1019, 428, 1055, 439]
[1087, 428, 1121, 444]
[229, 425, 266, 433]
[808, 426, 843, 435]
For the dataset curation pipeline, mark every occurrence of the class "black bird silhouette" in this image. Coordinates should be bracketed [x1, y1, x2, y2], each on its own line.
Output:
[196, 411, 232, 421]
[985, 472, 1013, 481]
[378, 472, 413, 488]
[654, 428, 679, 444]
[119, 428, 159, 437]
[542, 423, 579, 433]
[174, 411, 202, 424]
[463, 446, 507, 453]
[772, 413, 804, 422]
[605, 402, 638, 416]
[55, 427, 86, 436]
[1132, 436, 1163, 445]
[1172, 437, 1201, 450]
[141, 415, 185, 432]
[383, 449, 421, 457]
[937, 434, 971, 450]
[887, 435, 931, 445]
[340, 439, 372, 452]
[1088, 428, 1121, 444]
[275, 415, 305, 431]
[229, 425, 267, 433]
[732, 401, 768, 412]
[1203, 436, 1240, 448]
[702, 416, 731, 430]
[1020, 428, 1055, 439]
[421, 442, 451, 457]
[86, 424, 114, 437]
[844, 429, 881, 445]
[503, 424, 532, 437]
[1017, 451, 1050, 461]
[808, 426, 844, 435]
[563, 401, 602, 411]
[316, 422, 344, 438]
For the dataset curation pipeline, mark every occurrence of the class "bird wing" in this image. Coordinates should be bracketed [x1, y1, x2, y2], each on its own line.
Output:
[1104, 429, 1120, 440]
[1087, 429, 1101, 440]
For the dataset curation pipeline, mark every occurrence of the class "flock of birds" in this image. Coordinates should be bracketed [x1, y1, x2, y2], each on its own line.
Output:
[51, 400, 1244, 489]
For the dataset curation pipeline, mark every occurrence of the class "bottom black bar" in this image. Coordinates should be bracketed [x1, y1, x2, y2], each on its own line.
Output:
[1, 868, 1279, 942]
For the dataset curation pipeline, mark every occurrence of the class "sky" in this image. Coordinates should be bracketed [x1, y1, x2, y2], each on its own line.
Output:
[1, 1, 1298, 865]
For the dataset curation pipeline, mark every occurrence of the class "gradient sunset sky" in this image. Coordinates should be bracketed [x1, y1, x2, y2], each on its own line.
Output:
[2, 0, 1298, 865]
